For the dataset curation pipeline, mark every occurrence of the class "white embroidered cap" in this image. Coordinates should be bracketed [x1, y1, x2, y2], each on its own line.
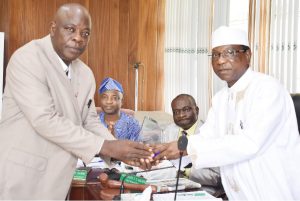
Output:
[212, 26, 249, 48]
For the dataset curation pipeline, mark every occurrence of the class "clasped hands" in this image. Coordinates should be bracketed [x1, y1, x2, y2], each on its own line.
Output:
[103, 140, 187, 170]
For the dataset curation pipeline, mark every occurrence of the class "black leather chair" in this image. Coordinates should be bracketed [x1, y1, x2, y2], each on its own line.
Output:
[291, 94, 300, 134]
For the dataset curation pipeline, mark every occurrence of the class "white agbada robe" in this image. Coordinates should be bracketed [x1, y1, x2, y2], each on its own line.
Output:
[187, 69, 300, 200]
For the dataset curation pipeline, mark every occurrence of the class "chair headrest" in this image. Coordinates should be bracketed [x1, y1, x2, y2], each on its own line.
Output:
[291, 94, 300, 134]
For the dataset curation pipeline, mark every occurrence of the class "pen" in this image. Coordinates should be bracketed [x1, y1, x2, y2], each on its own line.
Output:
[153, 151, 160, 158]
[90, 160, 103, 163]
[87, 99, 92, 108]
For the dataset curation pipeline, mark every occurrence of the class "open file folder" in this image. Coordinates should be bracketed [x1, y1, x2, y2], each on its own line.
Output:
[140, 116, 163, 144]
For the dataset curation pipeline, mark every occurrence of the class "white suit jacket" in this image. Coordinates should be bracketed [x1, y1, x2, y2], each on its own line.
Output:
[188, 69, 300, 200]
[0, 35, 115, 199]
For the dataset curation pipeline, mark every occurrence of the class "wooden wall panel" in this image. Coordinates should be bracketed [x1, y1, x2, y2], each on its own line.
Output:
[0, 0, 165, 111]
[0, 0, 8, 73]
[115, 0, 130, 107]
[127, 0, 165, 110]
[156, 0, 166, 110]
[88, 0, 111, 106]
[139, 1, 157, 110]
[131, 0, 165, 111]
[128, 0, 141, 110]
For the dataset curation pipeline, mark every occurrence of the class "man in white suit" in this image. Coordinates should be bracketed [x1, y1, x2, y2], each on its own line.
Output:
[0, 3, 152, 199]
[153, 26, 300, 200]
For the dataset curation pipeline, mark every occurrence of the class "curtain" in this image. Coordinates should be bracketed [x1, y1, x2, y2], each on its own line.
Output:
[164, 0, 299, 120]
[164, 0, 232, 119]
[250, 0, 299, 92]
[164, 0, 214, 120]
[269, 0, 299, 92]
[211, 0, 230, 94]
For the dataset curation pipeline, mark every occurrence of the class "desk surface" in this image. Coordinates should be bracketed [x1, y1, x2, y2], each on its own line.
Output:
[70, 168, 203, 200]
[85, 182, 203, 200]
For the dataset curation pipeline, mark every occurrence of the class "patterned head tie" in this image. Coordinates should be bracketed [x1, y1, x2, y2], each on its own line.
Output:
[99, 77, 124, 94]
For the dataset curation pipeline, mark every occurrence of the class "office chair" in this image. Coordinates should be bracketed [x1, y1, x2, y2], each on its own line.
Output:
[291, 94, 300, 134]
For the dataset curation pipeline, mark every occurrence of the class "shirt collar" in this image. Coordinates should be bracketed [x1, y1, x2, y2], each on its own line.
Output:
[178, 120, 199, 137]
[227, 68, 254, 93]
[57, 55, 72, 79]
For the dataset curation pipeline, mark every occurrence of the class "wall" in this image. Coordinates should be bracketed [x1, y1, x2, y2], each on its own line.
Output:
[0, 32, 4, 119]
[0, 0, 165, 111]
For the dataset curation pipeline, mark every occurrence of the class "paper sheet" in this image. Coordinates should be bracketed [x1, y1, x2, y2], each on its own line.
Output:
[76, 157, 108, 169]
[120, 186, 152, 201]
[170, 156, 192, 170]
[152, 190, 221, 201]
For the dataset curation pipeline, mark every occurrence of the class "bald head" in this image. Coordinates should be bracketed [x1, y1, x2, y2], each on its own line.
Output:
[50, 3, 92, 65]
[171, 94, 197, 108]
[54, 3, 91, 27]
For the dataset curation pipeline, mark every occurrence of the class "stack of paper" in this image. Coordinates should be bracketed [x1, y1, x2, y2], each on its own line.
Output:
[76, 157, 108, 169]
[146, 177, 201, 192]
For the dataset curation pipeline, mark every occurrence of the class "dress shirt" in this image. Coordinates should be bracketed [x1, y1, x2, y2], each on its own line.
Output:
[57, 55, 71, 79]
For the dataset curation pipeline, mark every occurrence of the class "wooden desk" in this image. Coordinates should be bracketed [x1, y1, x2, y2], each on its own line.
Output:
[70, 183, 103, 200]
[69, 168, 103, 200]
[69, 168, 203, 200]
[70, 168, 144, 200]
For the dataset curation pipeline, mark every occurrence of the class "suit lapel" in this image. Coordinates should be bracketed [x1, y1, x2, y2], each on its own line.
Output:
[39, 35, 82, 123]
[70, 61, 82, 120]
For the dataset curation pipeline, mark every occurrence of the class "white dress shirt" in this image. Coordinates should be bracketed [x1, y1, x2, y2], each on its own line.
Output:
[57, 55, 71, 79]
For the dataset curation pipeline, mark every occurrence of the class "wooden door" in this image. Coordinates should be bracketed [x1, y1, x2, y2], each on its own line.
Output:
[89, 0, 165, 111]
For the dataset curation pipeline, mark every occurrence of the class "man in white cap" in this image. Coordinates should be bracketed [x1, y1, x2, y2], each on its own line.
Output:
[153, 26, 300, 200]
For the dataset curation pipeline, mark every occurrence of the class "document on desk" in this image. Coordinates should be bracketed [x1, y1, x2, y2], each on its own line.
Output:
[136, 160, 177, 180]
[121, 186, 152, 201]
[152, 190, 222, 201]
[170, 156, 192, 169]
[146, 177, 201, 192]
[76, 157, 108, 168]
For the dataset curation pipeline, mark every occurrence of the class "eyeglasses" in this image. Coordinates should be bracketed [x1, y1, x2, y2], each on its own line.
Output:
[173, 106, 193, 116]
[208, 48, 247, 60]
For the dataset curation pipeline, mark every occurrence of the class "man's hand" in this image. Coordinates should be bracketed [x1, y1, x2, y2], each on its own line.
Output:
[124, 158, 157, 170]
[100, 140, 154, 169]
[152, 141, 187, 161]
